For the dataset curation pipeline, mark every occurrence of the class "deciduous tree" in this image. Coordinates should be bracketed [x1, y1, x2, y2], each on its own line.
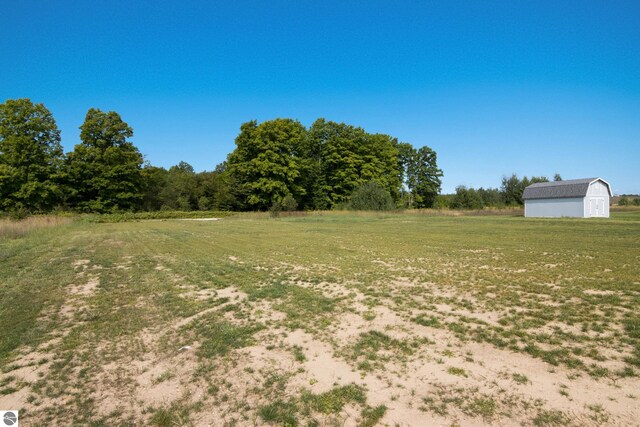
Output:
[64, 108, 143, 212]
[0, 99, 63, 211]
[227, 119, 306, 210]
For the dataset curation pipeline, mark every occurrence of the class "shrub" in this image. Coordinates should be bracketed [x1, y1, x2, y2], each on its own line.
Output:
[281, 195, 298, 211]
[349, 181, 393, 211]
[269, 195, 298, 217]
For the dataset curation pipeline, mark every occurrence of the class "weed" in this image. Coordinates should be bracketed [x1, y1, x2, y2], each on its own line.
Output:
[512, 373, 529, 384]
[447, 367, 468, 377]
[258, 400, 298, 426]
[359, 405, 387, 427]
[301, 384, 367, 414]
[532, 409, 570, 426]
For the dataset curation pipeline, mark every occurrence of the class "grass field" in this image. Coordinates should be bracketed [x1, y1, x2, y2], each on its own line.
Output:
[1, 211, 639, 426]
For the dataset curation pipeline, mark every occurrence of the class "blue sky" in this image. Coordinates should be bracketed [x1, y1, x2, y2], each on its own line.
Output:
[1, 0, 639, 194]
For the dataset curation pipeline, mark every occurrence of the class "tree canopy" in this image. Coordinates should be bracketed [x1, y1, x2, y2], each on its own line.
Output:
[0, 99, 64, 211]
[64, 109, 144, 212]
[0, 99, 446, 214]
[226, 118, 439, 210]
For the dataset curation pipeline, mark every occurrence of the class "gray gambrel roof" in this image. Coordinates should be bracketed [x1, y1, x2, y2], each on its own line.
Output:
[523, 178, 612, 200]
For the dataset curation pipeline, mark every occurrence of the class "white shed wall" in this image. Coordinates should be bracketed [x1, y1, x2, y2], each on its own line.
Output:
[525, 198, 585, 218]
[584, 181, 610, 217]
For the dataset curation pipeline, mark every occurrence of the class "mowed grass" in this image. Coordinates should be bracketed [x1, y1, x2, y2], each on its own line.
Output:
[1, 210, 639, 425]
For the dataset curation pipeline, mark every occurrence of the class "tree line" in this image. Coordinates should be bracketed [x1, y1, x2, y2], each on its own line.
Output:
[0, 99, 443, 214]
[438, 173, 563, 209]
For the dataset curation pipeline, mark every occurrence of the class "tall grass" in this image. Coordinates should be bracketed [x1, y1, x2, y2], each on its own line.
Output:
[0, 216, 73, 239]
[79, 210, 235, 223]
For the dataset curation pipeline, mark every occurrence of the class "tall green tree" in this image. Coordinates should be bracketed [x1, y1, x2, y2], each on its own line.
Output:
[227, 119, 306, 210]
[309, 119, 401, 207]
[160, 161, 198, 210]
[64, 108, 144, 212]
[140, 164, 169, 211]
[0, 99, 64, 211]
[501, 173, 549, 205]
[403, 145, 443, 208]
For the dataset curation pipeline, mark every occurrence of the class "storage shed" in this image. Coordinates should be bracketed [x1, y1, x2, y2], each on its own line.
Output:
[523, 178, 612, 218]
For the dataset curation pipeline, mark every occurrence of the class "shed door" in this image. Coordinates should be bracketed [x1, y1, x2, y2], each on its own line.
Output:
[591, 198, 604, 217]
[597, 198, 604, 217]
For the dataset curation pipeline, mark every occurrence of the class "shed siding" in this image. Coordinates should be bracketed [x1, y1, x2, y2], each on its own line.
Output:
[525, 198, 585, 218]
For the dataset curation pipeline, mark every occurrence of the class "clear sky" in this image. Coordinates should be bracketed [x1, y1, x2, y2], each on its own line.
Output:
[1, 0, 639, 194]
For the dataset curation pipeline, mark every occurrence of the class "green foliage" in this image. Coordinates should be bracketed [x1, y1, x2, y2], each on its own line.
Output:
[139, 161, 238, 212]
[79, 210, 233, 223]
[258, 400, 298, 426]
[301, 384, 366, 414]
[451, 186, 484, 209]
[501, 173, 549, 205]
[181, 312, 262, 358]
[400, 144, 443, 208]
[227, 118, 437, 211]
[624, 317, 640, 339]
[0, 99, 64, 212]
[310, 119, 402, 207]
[149, 402, 192, 427]
[64, 108, 144, 212]
[359, 405, 387, 427]
[270, 194, 299, 217]
[349, 181, 394, 211]
[227, 119, 307, 210]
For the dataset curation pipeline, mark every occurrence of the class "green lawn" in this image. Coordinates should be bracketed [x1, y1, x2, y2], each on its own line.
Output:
[1, 211, 639, 425]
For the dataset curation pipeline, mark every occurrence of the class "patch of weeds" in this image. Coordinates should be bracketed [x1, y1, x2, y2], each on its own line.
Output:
[359, 404, 387, 427]
[587, 403, 609, 423]
[589, 365, 609, 379]
[558, 386, 569, 398]
[149, 402, 193, 427]
[512, 373, 529, 384]
[413, 314, 440, 328]
[532, 409, 570, 426]
[301, 384, 366, 414]
[153, 370, 176, 384]
[179, 312, 262, 358]
[347, 330, 423, 371]
[624, 343, 640, 367]
[623, 317, 640, 339]
[362, 311, 376, 321]
[420, 396, 448, 416]
[248, 281, 336, 330]
[258, 399, 298, 426]
[291, 345, 306, 362]
[615, 366, 636, 378]
[447, 367, 468, 377]
[264, 371, 292, 392]
[465, 397, 496, 420]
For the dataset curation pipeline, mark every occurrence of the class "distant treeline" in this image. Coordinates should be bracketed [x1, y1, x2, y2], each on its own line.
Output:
[436, 174, 562, 210]
[617, 196, 640, 206]
[0, 99, 443, 214]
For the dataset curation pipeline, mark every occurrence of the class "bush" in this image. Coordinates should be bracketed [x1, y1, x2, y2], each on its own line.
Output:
[619, 197, 630, 206]
[349, 181, 393, 211]
[281, 195, 298, 211]
[269, 195, 298, 217]
[8, 207, 31, 221]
